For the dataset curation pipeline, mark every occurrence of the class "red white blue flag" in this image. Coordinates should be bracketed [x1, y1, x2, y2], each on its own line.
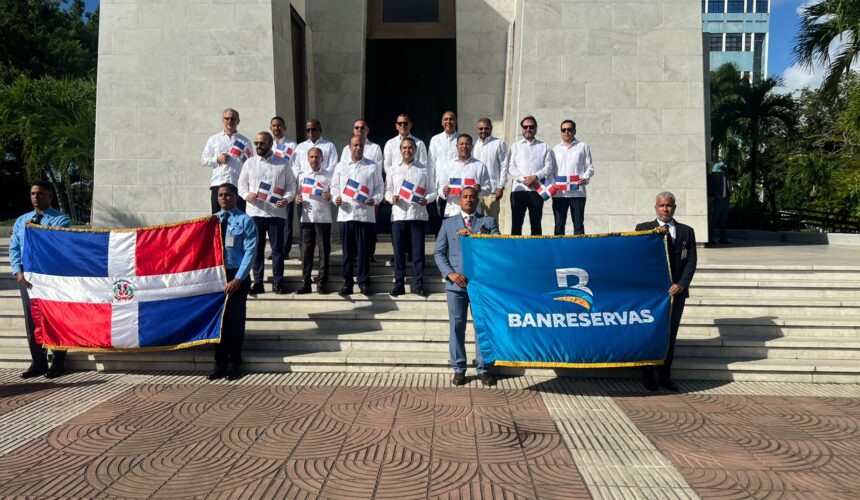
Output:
[229, 138, 252, 162]
[536, 178, 559, 200]
[398, 180, 426, 204]
[342, 179, 370, 203]
[274, 142, 294, 159]
[301, 177, 326, 197]
[555, 175, 580, 192]
[257, 181, 286, 204]
[23, 218, 227, 351]
[448, 177, 476, 197]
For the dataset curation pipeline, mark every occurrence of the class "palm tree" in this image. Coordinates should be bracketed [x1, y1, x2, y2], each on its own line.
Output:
[794, 0, 860, 98]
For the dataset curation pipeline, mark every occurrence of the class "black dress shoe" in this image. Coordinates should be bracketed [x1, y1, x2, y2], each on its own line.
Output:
[249, 283, 265, 295]
[389, 285, 405, 297]
[478, 373, 495, 387]
[452, 373, 467, 386]
[45, 365, 66, 379]
[360, 288, 372, 297]
[659, 378, 679, 392]
[20, 365, 48, 379]
[296, 284, 312, 294]
[643, 378, 658, 391]
[412, 287, 427, 297]
[317, 283, 328, 294]
[226, 366, 242, 381]
[338, 285, 354, 296]
[369, 255, 377, 263]
[273, 283, 288, 295]
[207, 367, 227, 380]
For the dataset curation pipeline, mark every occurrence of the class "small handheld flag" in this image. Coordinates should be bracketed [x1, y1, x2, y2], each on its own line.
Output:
[273, 142, 294, 159]
[229, 138, 252, 163]
[536, 178, 559, 200]
[301, 177, 326, 197]
[398, 180, 427, 204]
[257, 182, 286, 204]
[342, 179, 370, 203]
[555, 175, 580, 192]
[448, 178, 476, 197]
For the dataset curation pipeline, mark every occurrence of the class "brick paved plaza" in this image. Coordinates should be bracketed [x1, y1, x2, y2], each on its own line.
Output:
[0, 371, 858, 499]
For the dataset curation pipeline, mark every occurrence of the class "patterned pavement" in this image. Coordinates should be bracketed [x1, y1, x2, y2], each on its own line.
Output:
[0, 371, 858, 499]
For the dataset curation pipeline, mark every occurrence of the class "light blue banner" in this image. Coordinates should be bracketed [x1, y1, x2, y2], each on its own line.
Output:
[461, 231, 672, 368]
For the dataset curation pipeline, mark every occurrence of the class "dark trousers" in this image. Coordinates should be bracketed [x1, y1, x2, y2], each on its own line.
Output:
[392, 220, 426, 288]
[428, 200, 443, 235]
[710, 197, 729, 243]
[282, 202, 295, 258]
[552, 197, 587, 235]
[340, 221, 374, 289]
[210, 186, 245, 214]
[215, 268, 250, 369]
[300, 222, 331, 285]
[643, 297, 686, 382]
[510, 191, 544, 235]
[252, 217, 286, 287]
[20, 285, 66, 369]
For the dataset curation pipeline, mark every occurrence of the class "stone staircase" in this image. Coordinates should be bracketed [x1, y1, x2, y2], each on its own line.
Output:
[1, 237, 860, 383]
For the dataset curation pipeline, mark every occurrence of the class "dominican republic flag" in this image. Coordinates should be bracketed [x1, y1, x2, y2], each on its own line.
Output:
[229, 138, 252, 162]
[301, 177, 326, 197]
[274, 142, 294, 159]
[398, 180, 426, 204]
[342, 179, 370, 203]
[257, 182, 286, 204]
[555, 175, 580, 192]
[536, 178, 559, 200]
[448, 178, 476, 197]
[23, 218, 227, 351]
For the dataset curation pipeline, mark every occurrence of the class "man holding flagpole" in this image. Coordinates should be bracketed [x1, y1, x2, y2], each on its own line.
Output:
[201, 108, 252, 213]
[210, 183, 257, 381]
[10, 181, 71, 379]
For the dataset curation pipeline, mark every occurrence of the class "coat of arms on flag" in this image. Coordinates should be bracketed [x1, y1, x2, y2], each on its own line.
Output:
[23, 217, 227, 351]
[301, 177, 326, 197]
[555, 175, 580, 192]
[273, 142, 294, 159]
[398, 180, 426, 204]
[257, 182, 286, 204]
[536, 178, 559, 200]
[229, 138, 252, 162]
[342, 179, 370, 203]
[448, 178, 476, 197]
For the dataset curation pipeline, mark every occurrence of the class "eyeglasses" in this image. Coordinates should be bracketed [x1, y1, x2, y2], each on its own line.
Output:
[396, 121, 410, 126]
[306, 127, 319, 132]
[354, 125, 366, 130]
[478, 127, 491, 131]
[522, 124, 536, 130]
[253, 141, 267, 146]
[561, 128, 574, 133]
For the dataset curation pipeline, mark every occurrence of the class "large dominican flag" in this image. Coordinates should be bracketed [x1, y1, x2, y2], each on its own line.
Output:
[23, 217, 227, 352]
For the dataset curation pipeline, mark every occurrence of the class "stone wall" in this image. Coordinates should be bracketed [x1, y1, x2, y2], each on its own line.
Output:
[505, 0, 708, 236]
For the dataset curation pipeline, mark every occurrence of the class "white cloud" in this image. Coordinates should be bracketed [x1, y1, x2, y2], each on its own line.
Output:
[779, 35, 860, 94]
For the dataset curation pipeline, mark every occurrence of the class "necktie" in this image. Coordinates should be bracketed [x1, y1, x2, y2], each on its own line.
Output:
[464, 215, 473, 229]
[220, 212, 230, 249]
[32, 213, 44, 225]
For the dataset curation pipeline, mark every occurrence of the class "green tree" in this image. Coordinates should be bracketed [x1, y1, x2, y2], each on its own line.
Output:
[794, 0, 860, 99]
[0, 75, 95, 221]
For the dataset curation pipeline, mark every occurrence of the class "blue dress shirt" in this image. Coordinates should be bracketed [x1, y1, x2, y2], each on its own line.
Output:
[9, 208, 72, 275]
[216, 208, 257, 280]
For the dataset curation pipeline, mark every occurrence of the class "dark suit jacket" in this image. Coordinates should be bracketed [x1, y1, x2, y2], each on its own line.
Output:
[434, 213, 501, 292]
[636, 219, 697, 299]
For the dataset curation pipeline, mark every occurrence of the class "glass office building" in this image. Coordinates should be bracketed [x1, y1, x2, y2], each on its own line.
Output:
[702, 0, 770, 82]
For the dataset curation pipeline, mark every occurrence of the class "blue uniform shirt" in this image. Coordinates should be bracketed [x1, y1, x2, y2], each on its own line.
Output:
[9, 208, 72, 275]
[216, 208, 257, 280]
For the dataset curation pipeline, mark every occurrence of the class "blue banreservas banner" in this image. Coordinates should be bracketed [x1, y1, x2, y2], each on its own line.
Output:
[461, 231, 672, 368]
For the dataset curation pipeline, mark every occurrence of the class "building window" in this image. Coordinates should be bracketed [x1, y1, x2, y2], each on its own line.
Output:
[744, 33, 753, 51]
[725, 33, 742, 51]
[746, 0, 754, 12]
[702, 0, 707, 12]
[727, 0, 745, 12]
[382, 0, 439, 23]
[708, 0, 725, 13]
[755, 0, 768, 12]
[709, 34, 724, 52]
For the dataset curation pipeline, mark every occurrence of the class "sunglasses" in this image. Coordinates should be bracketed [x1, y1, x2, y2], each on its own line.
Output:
[306, 127, 319, 132]
[561, 128, 574, 133]
[396, 121, 410, 126]
[478, 127, 491, 131]
[253, 141, 267, 146]
[354, 125, 366, 130]
[522, 124, 536, 130]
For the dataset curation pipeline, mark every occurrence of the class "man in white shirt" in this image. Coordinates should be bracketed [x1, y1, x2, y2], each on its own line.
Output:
[438, 135, 492, 218]
[341, 119, 384, 261]
[333, 136, 384, 296]
[291, 119, 339, 259]
[238, 132, 297, 295]
[200, 108, 252, 213]
[268, 116, 298, 261]
[295, 147, 333, 295]
[551, 120, 594, 235]
[428, 111, 459, 233]
[508, 115, 555, 235]
[385, 137, 437, 297]
[472, 117, 509, 220]
[383, 113, 428, 175]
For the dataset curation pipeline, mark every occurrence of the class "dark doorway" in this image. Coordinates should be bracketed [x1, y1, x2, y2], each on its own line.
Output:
[290, 7, 307, 138]
[364, 38, 457, 146]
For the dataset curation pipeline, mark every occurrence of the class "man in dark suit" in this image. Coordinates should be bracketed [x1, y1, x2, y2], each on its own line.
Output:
[434, 185, 500, 387]
[635, 191, 697, 392]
